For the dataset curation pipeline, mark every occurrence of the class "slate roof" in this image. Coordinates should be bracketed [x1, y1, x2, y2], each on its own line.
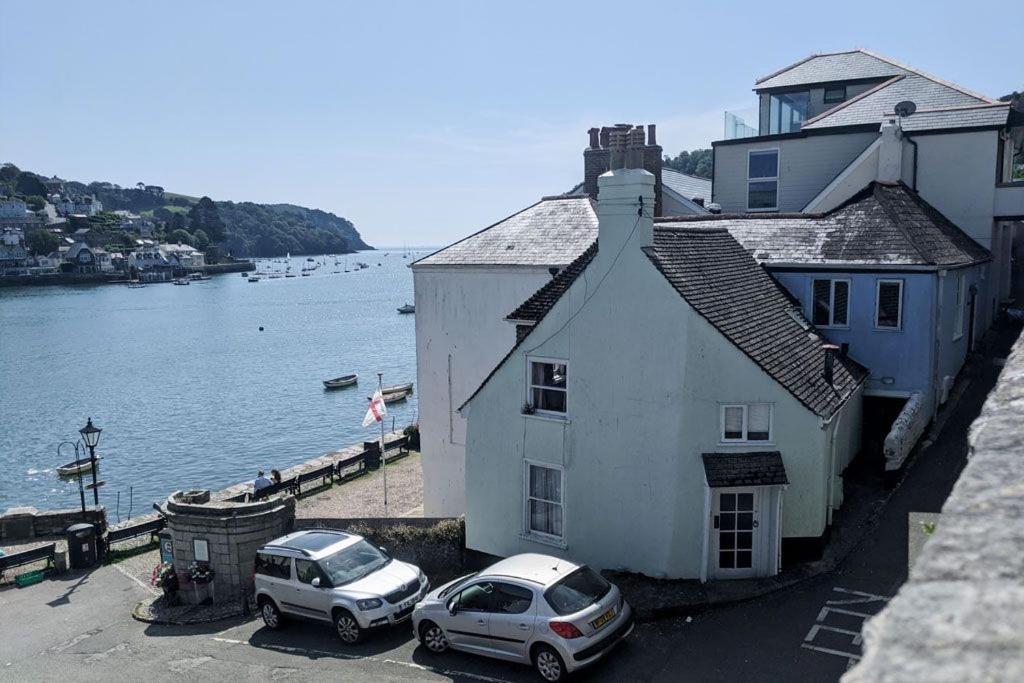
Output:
[702, 452, 789, 488]
[412, 196, 598, 268]
[656, 182, 990, 269]
[662, 169, 713, 204]
[755, 50, 908, 90]
[643, 228, 865, 418]
[896, 103, 1011, 132]
[802, 75, 991, 129]
[506, 241, 598, 322]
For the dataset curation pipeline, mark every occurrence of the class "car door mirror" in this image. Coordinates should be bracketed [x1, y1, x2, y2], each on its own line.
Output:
[447, 599, 458, 616]
[378, 546, 389, 557]
[311, 577, 321, 588]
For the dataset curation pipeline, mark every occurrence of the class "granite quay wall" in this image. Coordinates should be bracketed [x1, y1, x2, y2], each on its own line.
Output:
[0, 506, 106, 541]
[845, 327, 1024, 683]
[296, 517, 463, 581]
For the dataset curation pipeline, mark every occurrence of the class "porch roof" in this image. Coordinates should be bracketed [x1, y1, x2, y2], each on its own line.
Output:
[702, 452, 789, 488]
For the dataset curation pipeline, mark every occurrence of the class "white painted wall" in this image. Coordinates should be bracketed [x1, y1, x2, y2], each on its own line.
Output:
[413, 265, 555, 516]
[464, 170, 860, 579]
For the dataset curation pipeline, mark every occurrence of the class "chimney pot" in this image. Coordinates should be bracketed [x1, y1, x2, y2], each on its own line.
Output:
[588, 128, 600, 149]
[822, 343, 840, 385]
[647, 124, 657, 146]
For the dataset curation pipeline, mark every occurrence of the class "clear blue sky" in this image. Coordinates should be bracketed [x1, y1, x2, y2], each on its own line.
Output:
[1, 0, 1018, 247]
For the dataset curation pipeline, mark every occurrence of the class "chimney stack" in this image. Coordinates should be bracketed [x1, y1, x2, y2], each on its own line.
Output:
[822, 343, 840, 386]
[877, 118, 904, 184]
[583, 123, 663, 216]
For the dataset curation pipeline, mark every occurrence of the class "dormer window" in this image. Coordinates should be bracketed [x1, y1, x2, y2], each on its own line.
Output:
[768, 91, 809, 134]
[823, 85, 847, 104]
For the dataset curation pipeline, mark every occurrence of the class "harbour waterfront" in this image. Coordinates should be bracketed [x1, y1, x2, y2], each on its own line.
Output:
[0, 250, 424, 514]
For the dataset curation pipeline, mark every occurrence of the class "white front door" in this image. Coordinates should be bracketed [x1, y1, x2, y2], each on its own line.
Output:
[710, 487, 761, 579]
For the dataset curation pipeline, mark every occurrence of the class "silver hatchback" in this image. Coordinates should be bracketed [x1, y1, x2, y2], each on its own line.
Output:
[411, 553, 633, 681]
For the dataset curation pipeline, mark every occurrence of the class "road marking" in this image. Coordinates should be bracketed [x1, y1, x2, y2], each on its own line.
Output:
[801, 587, 891, 670]
[816, 606, 874, 621]
[827, 587, 889, 605]
[800, 644, 861, 660]
[46, 628, 102, 654]
[210, 637, 510, 682]
[804, 624, 863, 646]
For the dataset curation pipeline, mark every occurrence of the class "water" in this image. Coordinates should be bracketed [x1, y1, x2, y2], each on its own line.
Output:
[0, 250, 425, 514]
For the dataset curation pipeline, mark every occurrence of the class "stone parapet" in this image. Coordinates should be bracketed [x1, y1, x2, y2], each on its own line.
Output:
[0, 506, 106, 541]
[845, 329, 1024, 682]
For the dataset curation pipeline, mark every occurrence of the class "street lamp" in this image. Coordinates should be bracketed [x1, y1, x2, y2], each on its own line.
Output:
[79, 417, 102, 506]
[58, 440, 86, 518]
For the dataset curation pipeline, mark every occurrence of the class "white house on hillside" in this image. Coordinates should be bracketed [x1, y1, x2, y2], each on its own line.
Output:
[461, 134, 865, 581]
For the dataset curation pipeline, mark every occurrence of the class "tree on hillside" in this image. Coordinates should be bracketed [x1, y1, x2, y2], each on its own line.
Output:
[0, 163, 20, 189]
[169, 229, 194, 246]
[15, 172, 47, 197]
[188, 196, 226, 242]
[192, 228, 210, 250]
[26, 229, 60, 255]
[663, 149, 713, 179]
[24, 195, 46, 210]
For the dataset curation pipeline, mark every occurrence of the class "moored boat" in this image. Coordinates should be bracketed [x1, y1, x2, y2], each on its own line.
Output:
[56, 457, 99, 477]
[370, 390, 409, 404]
[172, 277, 190, 285]
[397, 303, 415, 314]
[248, 276, 261, 282]
[323, 374, 358, 389]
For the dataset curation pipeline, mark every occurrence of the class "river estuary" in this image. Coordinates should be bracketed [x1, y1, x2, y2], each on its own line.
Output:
[0, 250, 423, 515]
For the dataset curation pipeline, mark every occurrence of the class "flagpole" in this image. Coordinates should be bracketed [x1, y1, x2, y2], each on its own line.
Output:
[378, 372, 388, 516]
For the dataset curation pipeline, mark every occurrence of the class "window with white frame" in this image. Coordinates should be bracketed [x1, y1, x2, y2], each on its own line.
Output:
[875, 280, 904, 330]
[954, 272, 965, 341]
[528, 359, 567, 414]
[526, 463, 563, 539]
[812, 278, 850, 327]
[747, 150, 779, 211]
[721, 403, 772, 442]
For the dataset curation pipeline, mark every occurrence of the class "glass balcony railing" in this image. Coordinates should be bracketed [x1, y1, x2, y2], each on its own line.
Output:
[724, 110, 758, 140]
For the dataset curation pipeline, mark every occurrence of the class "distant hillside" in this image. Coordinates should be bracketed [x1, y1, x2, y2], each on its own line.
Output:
[0, 163, 371, 257]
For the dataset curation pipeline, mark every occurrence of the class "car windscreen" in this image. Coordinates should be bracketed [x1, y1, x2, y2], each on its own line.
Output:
[318, 540, 391, 586]
[439, 572, 478, 600]
[543, 566, 611, 616]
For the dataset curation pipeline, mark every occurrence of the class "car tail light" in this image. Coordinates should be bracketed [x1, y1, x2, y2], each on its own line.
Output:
[549, 621, 583, 639]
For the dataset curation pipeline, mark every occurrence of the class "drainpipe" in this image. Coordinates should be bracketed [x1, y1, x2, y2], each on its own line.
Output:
[906, 135, 919, 190]
[931, 271, 945, 419]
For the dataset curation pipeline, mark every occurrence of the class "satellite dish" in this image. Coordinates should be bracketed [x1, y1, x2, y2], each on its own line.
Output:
[894, 100, 917, 118]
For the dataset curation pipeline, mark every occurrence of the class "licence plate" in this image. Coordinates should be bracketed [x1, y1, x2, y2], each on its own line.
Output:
[590, 607, 616, 630]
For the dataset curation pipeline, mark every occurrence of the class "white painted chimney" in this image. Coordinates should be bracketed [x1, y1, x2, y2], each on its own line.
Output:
[597, 126, 656, 257]
[877, 118, 903, 184]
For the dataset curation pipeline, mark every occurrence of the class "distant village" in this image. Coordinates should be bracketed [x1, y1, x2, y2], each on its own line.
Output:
[0, 177, 216, 283]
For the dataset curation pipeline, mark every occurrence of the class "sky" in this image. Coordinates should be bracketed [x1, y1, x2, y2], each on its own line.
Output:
[0, 0, 1019, 247]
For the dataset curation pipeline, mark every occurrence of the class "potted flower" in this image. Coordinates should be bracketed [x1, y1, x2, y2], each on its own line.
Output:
[188, 561, 214, 585]
[152, 562, 179, 597]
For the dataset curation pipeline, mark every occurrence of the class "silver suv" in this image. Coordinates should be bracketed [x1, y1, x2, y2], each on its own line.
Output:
[411, 553, 633, 681]
[254, 529, 428, 644]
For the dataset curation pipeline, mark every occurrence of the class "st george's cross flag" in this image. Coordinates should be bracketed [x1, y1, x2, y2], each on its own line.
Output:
[362, 389, 387, 427]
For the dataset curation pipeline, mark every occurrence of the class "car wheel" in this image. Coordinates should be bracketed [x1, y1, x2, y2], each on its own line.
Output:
[260, 599, 284, 630]
[533, 644, 567, 682]
[333, 609, 364, 645]
[419, 620, 449, 653]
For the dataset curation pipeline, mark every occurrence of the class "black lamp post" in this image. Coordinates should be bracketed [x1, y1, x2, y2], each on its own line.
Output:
[79, 417, 102, 506]
[58, 440, 86, 518]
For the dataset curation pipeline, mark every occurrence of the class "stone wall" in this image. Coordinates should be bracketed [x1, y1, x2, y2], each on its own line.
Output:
[844, 330, 1024, 682]
[0, 506, 106, 541]
[160, 491, 295, 604]
[295, 517, 464, 582]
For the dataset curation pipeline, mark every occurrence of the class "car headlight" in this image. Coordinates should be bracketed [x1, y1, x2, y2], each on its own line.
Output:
[357, 598, 383, 611]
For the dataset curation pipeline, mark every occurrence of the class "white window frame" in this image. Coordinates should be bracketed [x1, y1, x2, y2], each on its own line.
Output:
[874, 279, 904, 331]
[526, 357, 568, 417]
[523, 460, 565, 544]
[811, 278, 851, 329]
[720, 403, 774, 444]
[953, 272, 966, 341]
[747, 149, 779, 212]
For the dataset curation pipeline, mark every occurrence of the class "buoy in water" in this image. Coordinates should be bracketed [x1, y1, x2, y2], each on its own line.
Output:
[258, 326, 264, 331]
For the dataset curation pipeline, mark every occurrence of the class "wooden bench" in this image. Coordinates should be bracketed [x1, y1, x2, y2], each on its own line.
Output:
[0, 543, 56, 579]
[105, 517, 166, 552]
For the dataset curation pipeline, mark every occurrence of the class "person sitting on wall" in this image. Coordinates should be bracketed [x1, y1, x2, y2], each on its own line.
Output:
[254, 470, 272, 493]
[270, 469, 282, 485]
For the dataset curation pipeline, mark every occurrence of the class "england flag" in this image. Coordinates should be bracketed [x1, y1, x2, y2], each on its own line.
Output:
[362, 389, 387, 427]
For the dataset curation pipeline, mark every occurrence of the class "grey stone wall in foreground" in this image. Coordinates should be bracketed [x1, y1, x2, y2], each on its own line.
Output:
[844, 333, 1024, 682]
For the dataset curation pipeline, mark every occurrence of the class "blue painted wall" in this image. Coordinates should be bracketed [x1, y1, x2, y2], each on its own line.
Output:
[771, 270, 936, 400]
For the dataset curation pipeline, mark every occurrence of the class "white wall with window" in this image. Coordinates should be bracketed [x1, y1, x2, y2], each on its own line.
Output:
[812, 278, 850, 328]
[875, 279, 904, 330]
[747, 149, 779, 211]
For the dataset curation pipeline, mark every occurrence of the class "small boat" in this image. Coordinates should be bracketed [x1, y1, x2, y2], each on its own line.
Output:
[189, 272, 211, 281]
[56, 457, 99, 477]
[172, 277, 190, 285]
[370, 390, 409, 404]
[269, 273, 283, 279]
[285, 273, 297, 278]
[301, 271, 311, 277]
[127, 280, 145, 288]
[306, 257, 315, 262]
[383, 382, 414, 394]
[248, 276, 261, 283]
[397, 303, 415, 314]
[323, 374, 358, 389]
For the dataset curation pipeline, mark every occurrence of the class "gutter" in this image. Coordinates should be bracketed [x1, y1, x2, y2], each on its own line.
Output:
[764, 261, 989, 273]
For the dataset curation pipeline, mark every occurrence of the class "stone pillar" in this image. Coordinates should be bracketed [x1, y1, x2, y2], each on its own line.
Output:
[159, 489, 295, 604]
